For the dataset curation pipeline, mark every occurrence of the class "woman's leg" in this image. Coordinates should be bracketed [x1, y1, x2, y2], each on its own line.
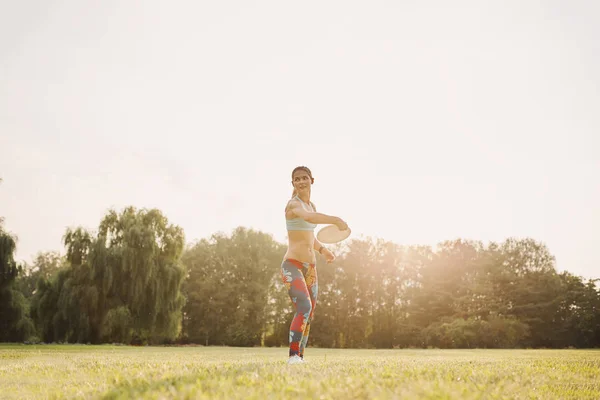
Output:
[281, 259, 313, 358]
[300, 264, 319, 358]
[299, 262, 318, 359]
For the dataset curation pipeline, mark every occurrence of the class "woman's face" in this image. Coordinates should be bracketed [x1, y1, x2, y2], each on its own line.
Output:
[292, 169, 312, 194]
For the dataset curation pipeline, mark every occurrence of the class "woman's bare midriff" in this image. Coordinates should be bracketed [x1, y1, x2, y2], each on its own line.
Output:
[284, 230, 316, 264]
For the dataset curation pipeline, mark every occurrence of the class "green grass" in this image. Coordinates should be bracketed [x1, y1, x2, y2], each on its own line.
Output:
[1, 345, 599, 399]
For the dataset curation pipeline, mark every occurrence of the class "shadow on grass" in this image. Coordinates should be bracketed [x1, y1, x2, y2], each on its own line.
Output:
[96, 374, 209, 400]
[94, 362, 284, 400]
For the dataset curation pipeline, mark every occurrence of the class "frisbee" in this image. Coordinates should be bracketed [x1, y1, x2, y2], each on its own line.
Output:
[316, 224, 351, 244]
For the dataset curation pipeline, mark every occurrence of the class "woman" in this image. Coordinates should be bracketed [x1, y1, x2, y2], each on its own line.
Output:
[282, 166, 348, 365]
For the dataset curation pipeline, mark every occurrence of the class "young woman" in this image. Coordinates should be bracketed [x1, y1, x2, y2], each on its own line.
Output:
[282, 166, 348, 365]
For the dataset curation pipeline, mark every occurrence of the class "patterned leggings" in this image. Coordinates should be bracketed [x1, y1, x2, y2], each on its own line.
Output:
[281, 258, 318, 358]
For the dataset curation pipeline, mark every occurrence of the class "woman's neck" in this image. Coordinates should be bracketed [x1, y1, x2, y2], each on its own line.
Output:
[296, 192, 311, 204]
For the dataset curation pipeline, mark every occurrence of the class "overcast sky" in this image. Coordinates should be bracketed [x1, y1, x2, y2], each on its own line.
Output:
[1, 1, 598, 279]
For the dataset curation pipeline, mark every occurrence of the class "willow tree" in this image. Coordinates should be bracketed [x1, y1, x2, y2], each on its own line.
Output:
[94, 207, 186, 343]
[31, 207, 186, 344]
[0, 221, 34, 342]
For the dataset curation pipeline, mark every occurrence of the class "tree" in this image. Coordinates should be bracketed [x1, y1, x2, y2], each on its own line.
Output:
[494, 238, 562, 347]
[17, 251, 65, 299]
[94, 207, 186, 343]
[553, 273, 600, 348]
[30, 207, 186, 344]
[0, 221, 34, 342]
[181, 227, 285, 346]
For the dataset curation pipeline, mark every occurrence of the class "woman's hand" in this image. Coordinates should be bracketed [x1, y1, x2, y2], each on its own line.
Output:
[335, 218, 348, 231]
[322, 247, 336, 264]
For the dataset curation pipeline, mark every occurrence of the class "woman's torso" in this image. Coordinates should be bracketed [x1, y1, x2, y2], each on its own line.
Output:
[284, 197, 317, 264]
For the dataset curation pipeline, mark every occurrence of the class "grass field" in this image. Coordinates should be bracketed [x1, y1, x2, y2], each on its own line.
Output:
[1, 345, 599, 399]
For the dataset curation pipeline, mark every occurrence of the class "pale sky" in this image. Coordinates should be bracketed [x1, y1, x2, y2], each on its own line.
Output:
[1, 1, 598, 279]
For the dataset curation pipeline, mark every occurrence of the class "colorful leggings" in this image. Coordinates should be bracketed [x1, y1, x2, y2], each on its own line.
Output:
[281, 258, 318, 358]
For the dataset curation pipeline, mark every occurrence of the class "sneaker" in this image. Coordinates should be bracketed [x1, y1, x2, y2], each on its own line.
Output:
[287, 355, 304, 365]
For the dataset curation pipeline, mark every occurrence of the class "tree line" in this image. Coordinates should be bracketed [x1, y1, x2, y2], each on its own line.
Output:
[1, 205, 599, 348]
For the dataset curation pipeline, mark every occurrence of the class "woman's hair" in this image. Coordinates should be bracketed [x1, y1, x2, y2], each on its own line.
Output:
[291, 166, 314, 198]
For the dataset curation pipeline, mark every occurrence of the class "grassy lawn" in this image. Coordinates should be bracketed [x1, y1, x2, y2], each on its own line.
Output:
[0, 344, 599, 399]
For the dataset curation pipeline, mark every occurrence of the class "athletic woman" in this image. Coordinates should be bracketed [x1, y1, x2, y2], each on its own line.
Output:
[282, 166, 348, 365]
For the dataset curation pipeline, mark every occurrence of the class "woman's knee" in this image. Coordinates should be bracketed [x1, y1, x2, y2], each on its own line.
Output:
[296, 296, 313, 316]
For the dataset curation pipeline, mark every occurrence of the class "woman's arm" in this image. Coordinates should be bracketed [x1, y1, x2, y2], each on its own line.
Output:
[289, 200, 347, 229]
[314, 237, 336, 263]
[314, 238, 325, 253]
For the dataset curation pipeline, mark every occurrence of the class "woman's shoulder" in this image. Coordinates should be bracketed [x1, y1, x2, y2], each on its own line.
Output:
[285, 198, 299, 214]
[285, 197, 316, 212]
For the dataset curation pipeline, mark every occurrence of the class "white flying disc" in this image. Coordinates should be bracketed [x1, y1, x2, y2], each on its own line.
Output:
[316, 224, 351, 244]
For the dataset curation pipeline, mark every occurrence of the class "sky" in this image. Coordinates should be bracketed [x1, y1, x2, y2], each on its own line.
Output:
[1, 1, 598, 279]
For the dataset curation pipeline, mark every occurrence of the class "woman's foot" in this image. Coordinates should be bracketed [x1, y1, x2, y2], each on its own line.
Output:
[287, 355, 304, 365]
